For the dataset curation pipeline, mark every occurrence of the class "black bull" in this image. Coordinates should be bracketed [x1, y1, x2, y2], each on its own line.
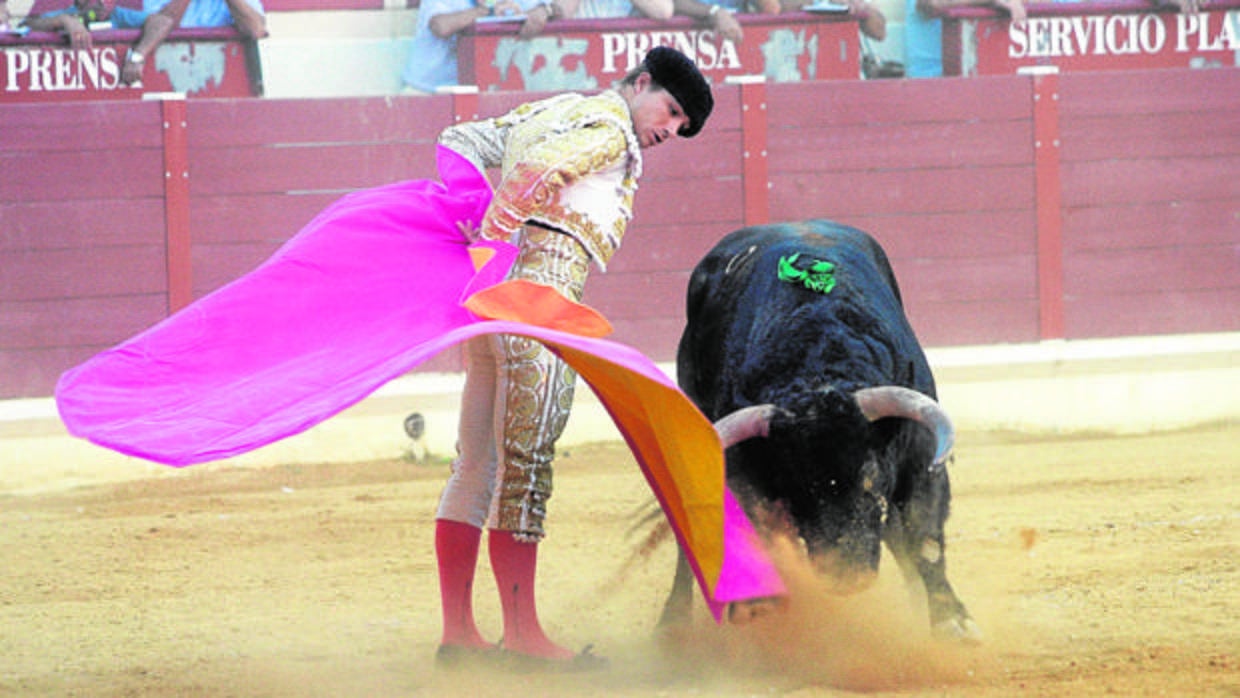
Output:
[659, 220, 980, 642]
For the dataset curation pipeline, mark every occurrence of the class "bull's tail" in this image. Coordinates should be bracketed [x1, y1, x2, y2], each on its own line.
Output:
[597, 501, 675, 597]
[625, 499, 675, 562]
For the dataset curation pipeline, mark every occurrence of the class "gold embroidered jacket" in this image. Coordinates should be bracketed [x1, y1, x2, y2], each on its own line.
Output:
[438, 91, 643, 271]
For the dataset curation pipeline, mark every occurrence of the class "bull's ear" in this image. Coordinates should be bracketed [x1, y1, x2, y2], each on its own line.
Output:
[853, 387, 954, 466]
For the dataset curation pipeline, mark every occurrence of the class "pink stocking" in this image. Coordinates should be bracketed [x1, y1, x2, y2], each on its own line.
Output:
[435, 519, 490, 648]
[488, 529, 573, 660]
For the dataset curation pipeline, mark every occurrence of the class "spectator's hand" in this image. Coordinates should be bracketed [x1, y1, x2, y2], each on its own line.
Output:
[1162, 0, 1200, 13]
[492, 0, 521, 15]
[993, 0, 1025, 22]
[457, 220, 481, 242]
[519, 2, 552, 38]
[64, 16, 94, 50]
[709, 7, 743, 43]
[121, 57, 143, 85]
[847, 0, 886, 40]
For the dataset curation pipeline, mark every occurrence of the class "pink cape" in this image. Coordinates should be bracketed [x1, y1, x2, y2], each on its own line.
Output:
[55, 145, 784, 620]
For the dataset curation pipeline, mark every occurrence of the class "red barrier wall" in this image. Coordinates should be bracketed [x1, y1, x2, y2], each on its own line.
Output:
[2, 68, 1237, 398]
[1056, 69, 1238, 338]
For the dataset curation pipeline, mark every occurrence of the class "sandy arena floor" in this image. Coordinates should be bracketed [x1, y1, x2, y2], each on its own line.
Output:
[1, 423, 1236, 697]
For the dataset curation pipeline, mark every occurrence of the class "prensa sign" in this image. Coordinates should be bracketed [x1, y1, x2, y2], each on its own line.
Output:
[3, 44, 137, 93]
[1, 27, 262, 103]
[943, 0, 1240, 75]
[460, 13, 862, 91]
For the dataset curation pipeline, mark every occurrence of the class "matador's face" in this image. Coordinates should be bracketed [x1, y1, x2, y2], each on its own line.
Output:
[626, 72, 691, 150]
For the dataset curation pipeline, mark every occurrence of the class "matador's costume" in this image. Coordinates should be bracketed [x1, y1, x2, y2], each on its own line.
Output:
[54, 48, 784, 633]
[437, 89, 644, 540]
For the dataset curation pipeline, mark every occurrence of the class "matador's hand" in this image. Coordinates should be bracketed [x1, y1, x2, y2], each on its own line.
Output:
[457, 220, 481, 242]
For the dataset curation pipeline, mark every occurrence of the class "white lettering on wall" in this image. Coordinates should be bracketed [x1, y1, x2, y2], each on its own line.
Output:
[1008, 11, 1239, 59]
[599, 30, 741, 74]
[4, 49, 30, 91]
[1176, 10, 1240, 51]
[3, 47, 122, 93]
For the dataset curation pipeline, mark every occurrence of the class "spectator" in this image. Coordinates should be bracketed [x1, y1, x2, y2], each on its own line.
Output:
[1057, 0, 1200, 11]
[24, 0, 265, 83]
[904, 0, 1023, 77]
[1160, 0, 1201, 12]
[781, 0, 886, 40]
[21, 0, 151, 49]
[671, 0, 779, 44]
[575, 0, 674, 19]
[402, 0, 565, 94]
[117, 0, 267, 84]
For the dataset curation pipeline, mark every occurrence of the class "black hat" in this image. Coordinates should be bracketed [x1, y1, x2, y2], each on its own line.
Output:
[643, 47, 713, 138]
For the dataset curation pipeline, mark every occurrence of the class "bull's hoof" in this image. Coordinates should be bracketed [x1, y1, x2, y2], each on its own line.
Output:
[656, 598, 692, 630]
[726, 596, 787, 624]
[932, 616, 984, 644]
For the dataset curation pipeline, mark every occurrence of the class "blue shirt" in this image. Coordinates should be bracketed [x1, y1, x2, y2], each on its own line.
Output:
[575, 0, 635, 18]
[402, 0, 543, 93]
[903, 0, 941, 78]
[38, 5, 150, 29]
[143, 0, 264, 28]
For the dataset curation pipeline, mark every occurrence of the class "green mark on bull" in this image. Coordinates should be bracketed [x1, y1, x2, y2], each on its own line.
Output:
[777, 253, 836, 294]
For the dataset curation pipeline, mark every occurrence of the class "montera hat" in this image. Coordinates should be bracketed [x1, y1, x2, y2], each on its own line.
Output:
[643, 47, 713, 138]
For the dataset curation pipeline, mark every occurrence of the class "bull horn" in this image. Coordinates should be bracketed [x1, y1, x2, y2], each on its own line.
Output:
[853, 387, 954, 466]
[713, 405, 778, 449]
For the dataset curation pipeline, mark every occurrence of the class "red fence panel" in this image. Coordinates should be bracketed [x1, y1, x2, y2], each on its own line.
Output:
[1056, 69, 1240, 340]
[185, 95, 460, 372]
[183, 96, 447, 295]
[1, 101, 169, 396]
[2, 69, 1238, 399]
[764, 76, 1042, 346]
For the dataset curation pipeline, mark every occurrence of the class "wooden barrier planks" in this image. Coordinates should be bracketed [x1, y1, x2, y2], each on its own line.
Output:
[764, 76, 1044, 346]
[1057, 69, 1240, 340]
[3, 70, 1238, 398]
[0, 101, 169, 397]
[184, 96, 447, 299]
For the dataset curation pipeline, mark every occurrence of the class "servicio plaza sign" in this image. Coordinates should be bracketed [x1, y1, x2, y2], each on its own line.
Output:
[951, 5, 1240, 74]
[1009, 10, 1239, 58]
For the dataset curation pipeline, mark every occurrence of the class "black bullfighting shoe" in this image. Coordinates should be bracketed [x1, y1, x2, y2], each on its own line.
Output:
[502, 644, 610, 673]
[434, 643, 504, 669]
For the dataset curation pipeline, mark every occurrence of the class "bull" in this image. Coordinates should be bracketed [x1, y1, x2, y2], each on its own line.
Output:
[660, 220, 980, 642]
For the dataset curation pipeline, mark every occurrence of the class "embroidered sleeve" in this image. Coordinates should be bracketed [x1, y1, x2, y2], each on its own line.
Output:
[436, 94, 578, 174]
[437, 119, 507, 174]
[478, 121, 629, 243]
